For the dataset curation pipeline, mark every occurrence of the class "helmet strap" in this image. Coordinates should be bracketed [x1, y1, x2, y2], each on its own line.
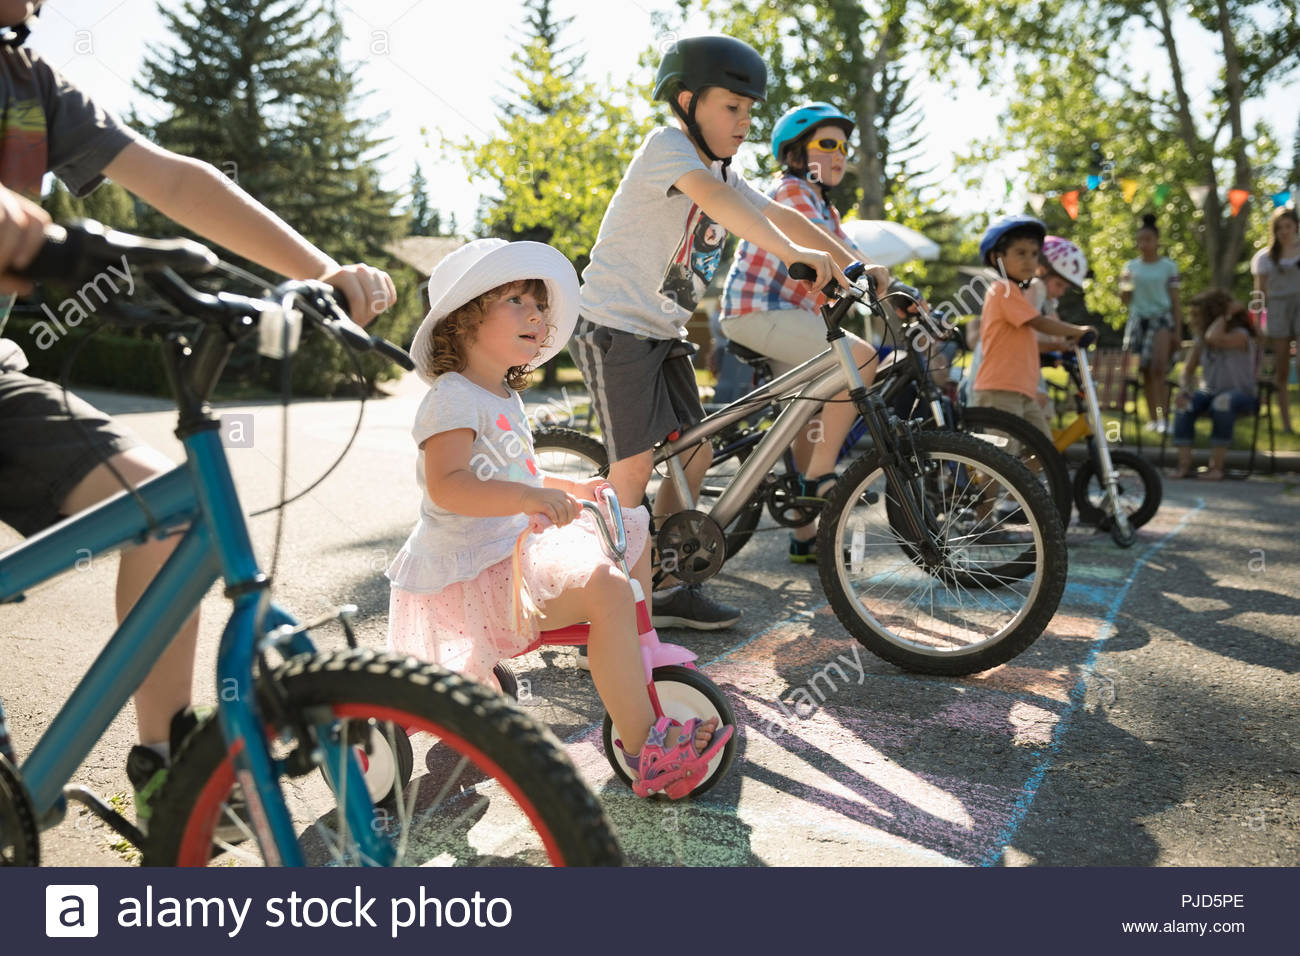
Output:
[671, 90, 731, 174]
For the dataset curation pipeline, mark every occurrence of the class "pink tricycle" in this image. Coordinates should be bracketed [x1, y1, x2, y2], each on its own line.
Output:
[358, 486, 737, 802]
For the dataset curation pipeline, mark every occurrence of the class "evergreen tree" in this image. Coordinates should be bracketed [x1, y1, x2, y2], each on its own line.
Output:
[42, 181, 138, 230]
[1292, 111, 1300, 190]
[407, 163, 441, 237]
[133, 0, 418, 395]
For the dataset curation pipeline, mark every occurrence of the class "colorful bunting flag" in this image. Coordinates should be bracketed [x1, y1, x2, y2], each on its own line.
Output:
[1120, 179, 1140, 204]
[1086, 174, 1102, 191]
[1154, 184, 1172, 206]
[1228, 188, 1250, 216]
[1270, 190, 1291, 208]
[1061, 190, 1080, 220]
[1005, 178, 1014, 199]
[1028, 193, 1046, 215]
[1186, 184, 1212, 209]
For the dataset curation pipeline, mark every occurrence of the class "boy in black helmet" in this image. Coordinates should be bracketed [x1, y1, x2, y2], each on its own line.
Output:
[571, 35, 888, 630]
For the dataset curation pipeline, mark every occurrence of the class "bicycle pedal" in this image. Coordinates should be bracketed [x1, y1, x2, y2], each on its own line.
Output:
[62, 784, 145, 850]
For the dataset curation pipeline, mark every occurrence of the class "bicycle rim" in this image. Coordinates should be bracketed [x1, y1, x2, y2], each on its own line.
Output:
[819, 432, 1066, 673]
[146, 651, 623, 867]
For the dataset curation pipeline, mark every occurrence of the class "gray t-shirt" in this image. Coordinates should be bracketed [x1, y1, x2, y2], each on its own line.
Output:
[385, 372, 542, 594]
[1200, 334, 1257, 397]
[1251, 247, 1300, 299]
[0, 46, 139, 371]
[579, 125, 772, 340]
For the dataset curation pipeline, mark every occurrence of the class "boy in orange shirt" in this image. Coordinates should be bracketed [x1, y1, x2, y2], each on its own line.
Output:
[973, 216, 1092, 437]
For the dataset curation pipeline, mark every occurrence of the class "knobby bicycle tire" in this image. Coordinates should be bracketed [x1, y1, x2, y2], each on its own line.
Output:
[817, 431, 1068, 675]
[957, 405, 1072, 529]
[144, 650, 623, 867]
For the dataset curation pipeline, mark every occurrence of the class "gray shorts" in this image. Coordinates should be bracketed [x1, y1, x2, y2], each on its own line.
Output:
[569, 318, 704, 463]
[1264, 294, 1300, 340]
[0, 370, 138, 536]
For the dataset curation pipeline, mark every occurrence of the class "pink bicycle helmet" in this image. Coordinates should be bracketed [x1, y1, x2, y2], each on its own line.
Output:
[1041, 236, 1088, 290]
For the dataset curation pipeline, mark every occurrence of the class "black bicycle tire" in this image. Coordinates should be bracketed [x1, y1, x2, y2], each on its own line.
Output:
[1072, 449, 1162, 529]
[531, 427, 764, 562]
[531, 426, 610, 477]
[600, 665, 737, 799]
[144, 649, 624, 867]
[817, 431, 1068, 675]
[958, 405, 1072, 529]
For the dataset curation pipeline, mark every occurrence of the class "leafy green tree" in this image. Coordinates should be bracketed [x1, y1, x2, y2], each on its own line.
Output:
[1291, 110, 1300, 191]
[935, 0, 1300, 290]
[453, 1, 652, 266]
[133, 0, 417, 395]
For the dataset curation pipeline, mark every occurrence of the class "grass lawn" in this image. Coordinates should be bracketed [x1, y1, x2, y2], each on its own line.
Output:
[545, 359, 1299, 454]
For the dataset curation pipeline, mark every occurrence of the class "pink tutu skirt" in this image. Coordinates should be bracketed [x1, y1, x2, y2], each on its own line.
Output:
[387, 506, 649, 684]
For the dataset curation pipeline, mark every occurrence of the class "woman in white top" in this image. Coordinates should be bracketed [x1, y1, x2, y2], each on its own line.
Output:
[1251, 206, 1300, 433]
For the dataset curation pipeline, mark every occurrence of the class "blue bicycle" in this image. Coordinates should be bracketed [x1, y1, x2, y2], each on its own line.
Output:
[0, 222, 622, 867]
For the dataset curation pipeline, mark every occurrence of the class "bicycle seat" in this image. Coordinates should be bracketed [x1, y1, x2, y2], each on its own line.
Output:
[727, 342, 772, 368]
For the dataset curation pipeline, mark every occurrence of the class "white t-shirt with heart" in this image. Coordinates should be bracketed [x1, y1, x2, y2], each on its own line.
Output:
[386, 371, 542, 594]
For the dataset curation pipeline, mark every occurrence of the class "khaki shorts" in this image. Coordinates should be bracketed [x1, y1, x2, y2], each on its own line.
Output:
[721, 308, 871, 376]
[972, 388, 1054, 447]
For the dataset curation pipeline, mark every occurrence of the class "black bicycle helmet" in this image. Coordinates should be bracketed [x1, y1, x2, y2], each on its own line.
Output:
[653, 35, 767, 166]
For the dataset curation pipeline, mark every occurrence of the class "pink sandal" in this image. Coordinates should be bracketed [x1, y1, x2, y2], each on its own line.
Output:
[619, 715, 733, 800]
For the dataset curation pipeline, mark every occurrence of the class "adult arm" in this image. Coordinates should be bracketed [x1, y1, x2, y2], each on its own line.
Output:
[103, 140, 396, 322]
[1179, 340, 1203, 388]
[1202, 317, 1250, 351]
[0, 185, 51, 296]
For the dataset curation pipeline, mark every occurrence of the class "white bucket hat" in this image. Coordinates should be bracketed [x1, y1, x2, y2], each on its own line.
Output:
[410, 238, 579, 385]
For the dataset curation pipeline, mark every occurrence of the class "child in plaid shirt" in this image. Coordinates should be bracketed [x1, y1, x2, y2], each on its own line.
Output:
[720, 101, 884, 563]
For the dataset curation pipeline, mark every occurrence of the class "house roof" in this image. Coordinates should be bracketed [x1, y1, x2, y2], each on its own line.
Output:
[384, 236, 467, 276]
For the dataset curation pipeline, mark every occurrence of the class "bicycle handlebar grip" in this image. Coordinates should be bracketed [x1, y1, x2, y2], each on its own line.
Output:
[1077, 327, 1098, 349]
[788, 262, 841, 299]
[15, 221, 218, 281]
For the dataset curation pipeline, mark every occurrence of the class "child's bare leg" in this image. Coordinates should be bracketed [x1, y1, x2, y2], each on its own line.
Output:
[61, 447, 199, 746]
[1206, 446, 1227, 480]
[794, 342, 877, 541]
[539, 562, 715, 755]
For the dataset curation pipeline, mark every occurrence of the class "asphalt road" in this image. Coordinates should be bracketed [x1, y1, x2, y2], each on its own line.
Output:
[3, 377, 1297, 867]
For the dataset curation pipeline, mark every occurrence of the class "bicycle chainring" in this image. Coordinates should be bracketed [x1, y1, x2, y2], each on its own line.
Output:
[655, 510, 727, 584]
[0, 754, 38, 866]
[765, 473, 823, 528]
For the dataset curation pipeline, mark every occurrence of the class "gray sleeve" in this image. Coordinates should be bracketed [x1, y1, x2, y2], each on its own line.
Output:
[642, 127, 712, 197]
[32, 52, 138, 197]
[412, 376, 480, 446]
[726, 168, 773, 213]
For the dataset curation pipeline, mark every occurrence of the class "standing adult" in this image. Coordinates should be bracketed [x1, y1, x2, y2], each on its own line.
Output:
[1251, 205, 1300, 433]
[1119, 214, 1183, 433]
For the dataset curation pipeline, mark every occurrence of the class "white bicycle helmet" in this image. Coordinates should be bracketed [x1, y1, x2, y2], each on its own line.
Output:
[1041, 236, 1088, 290]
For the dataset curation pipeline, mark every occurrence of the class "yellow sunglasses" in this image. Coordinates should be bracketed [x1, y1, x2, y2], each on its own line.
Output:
[808, 137, 849, 155]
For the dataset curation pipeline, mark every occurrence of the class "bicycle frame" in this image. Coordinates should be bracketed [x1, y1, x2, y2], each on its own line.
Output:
[0, 329, 384, 866]
[654, 307, 928, 534]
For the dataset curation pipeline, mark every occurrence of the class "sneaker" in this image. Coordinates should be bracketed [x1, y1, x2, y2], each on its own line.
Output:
[651, 584, 741, 630]
[788, 534, 817, 564]
[575, 645, 591, 671]
[127, 707, 250, 843]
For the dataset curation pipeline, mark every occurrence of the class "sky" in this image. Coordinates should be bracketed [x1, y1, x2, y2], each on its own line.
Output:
[24, 0, 1300, 235]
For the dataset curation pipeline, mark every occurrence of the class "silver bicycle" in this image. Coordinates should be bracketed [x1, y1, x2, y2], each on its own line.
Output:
[537, 268, 1069, 675]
